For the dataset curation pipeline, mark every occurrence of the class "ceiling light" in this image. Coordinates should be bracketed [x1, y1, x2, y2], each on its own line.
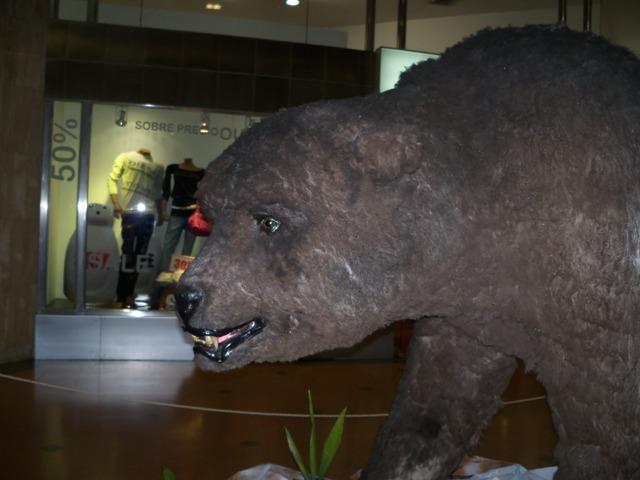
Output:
[199, 113, 210, 134]
[205, 2, 222, 10]
[285, 0, 300, 6]
[115, 107, 127, 127]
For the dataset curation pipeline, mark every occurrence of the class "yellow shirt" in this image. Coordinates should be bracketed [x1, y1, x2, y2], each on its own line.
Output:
[107, 151, 164, 212]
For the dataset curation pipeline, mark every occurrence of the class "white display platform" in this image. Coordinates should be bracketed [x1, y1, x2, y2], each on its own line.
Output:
[35, 313, 395, 361]
[35, 312, 194, 360]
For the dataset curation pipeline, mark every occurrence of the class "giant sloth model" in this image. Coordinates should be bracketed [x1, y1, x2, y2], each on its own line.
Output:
[176, 26, 640, 480]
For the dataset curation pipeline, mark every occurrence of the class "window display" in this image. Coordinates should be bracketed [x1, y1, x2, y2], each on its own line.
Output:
[44, 101, 262, 312]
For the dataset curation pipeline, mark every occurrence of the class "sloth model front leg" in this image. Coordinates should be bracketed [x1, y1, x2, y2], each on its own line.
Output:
[361, 319, 516, 480]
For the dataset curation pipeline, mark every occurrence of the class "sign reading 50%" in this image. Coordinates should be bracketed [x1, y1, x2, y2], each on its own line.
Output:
[51, 118, 78, 182]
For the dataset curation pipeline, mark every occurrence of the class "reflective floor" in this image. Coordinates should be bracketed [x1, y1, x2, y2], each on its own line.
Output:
[0, 359, 556, 479]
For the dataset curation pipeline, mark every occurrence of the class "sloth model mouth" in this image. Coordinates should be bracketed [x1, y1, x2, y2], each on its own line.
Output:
[184, 318, 266, 363]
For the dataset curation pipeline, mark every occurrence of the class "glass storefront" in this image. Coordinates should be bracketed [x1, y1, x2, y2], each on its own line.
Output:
[41, 47, 433, 314]
[43, 100, 261, 313]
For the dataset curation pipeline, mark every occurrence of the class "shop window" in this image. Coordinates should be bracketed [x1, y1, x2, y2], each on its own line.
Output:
[43, 101, 262, 312]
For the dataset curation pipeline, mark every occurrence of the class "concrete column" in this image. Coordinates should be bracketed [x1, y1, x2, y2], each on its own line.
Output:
[0, 0, 47, 362]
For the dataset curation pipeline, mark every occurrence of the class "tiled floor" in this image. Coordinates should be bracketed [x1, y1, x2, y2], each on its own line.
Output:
[0, 359, 556, 479]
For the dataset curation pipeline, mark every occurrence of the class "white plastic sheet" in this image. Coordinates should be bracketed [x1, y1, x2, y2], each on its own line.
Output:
[227, 464, 305, 480]
[468, 464, 557, 480]
[227, 462, 557, 480]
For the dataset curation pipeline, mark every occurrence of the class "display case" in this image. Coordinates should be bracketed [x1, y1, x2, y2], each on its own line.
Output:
[36, 100, 262, 359]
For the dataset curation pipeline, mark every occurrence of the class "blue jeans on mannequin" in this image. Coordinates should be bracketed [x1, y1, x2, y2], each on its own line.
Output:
[116, 212, 155, 306]
[150, 211, 196, 309]
[160, 212, 197, 271]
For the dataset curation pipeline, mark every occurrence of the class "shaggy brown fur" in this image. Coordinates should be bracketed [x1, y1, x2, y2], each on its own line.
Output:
[176, 26, 640, 479]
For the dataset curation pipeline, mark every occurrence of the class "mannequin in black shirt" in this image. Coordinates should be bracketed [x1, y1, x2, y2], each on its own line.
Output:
[159, 158, 205, 270]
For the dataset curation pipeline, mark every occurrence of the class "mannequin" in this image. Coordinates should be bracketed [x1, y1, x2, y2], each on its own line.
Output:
[159, 157, 205, 269]
[108, 148, 164, 309]
[149, 158, 204, 310]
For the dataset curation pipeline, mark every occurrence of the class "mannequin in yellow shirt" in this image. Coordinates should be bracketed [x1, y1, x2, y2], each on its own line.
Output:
[108, 148, 164, 309]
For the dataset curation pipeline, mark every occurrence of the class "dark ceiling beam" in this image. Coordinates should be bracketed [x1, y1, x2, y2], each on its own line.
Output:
[583, 0, 593, 31]
[366, 0, 376, 51]
[49, 0, 59, 20]
[86, 0, 98, 22]
[557, 0, 567, 24]
[397, 0, 407, 49]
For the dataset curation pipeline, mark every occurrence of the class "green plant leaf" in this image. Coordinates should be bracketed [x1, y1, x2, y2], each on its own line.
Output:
[308, 390, 317, 479]
[318, 408, 347, 478]
[161, 467, 176, 480]
[284, 427, 310, 480]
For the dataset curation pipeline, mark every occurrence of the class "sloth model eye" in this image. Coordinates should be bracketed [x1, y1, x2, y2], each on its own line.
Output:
[257, 216, 281, 234]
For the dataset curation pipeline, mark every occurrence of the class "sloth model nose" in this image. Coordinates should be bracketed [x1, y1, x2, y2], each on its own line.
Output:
[174, 284, 204, 326]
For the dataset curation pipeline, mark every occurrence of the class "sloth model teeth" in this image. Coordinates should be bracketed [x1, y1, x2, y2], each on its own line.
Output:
[185, 318, 266, 362]
[191, 335, 219, 349]
[205, 336, 219, 349]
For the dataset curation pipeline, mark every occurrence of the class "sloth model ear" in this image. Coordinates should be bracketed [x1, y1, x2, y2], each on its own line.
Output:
[297, 101, 424, 184]
[347, 122, 425, 184]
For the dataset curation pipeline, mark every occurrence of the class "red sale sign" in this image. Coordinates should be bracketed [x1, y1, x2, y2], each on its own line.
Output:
[171, 254, 195, 272]
[85, 251, 110, 270]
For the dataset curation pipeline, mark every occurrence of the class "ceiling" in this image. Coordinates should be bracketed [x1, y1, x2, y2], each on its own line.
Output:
[103, 0, 595, 28]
